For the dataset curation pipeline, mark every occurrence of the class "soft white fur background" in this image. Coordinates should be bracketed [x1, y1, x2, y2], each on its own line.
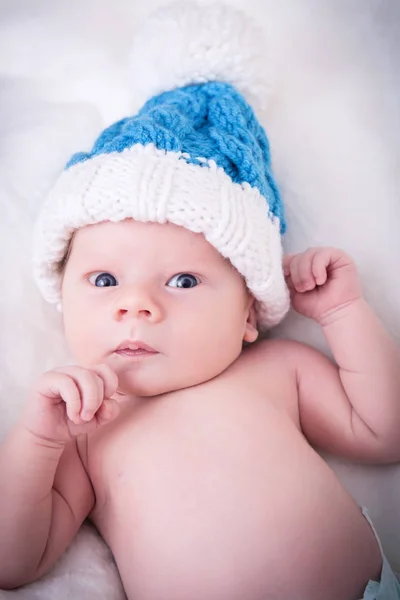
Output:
[1, 0, 400, 597]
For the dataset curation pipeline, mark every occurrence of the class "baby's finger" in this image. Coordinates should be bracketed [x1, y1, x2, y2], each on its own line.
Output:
[286, 254, 301, 289]
[76, 372, 104, 422]
[91, 364, 119, 399]
[283, 254, 295, 278]
[285, 273, 295, 291]
[43, 372, 82, 424]
[52, 367, 101, 423]
[95, 397, 120, 426]
[311, 250, 330, 286]
[298, 249, 320, 291]
[289, 254, 311, 292]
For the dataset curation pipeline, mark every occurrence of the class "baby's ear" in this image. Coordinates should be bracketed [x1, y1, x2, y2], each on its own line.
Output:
[243, 298, 259, 343]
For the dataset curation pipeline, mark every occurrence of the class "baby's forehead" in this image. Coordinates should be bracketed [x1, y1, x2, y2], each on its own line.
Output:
[71, 218, 224, 264]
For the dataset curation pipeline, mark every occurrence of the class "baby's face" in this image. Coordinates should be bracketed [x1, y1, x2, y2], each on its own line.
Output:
[61, 219, 258, 397]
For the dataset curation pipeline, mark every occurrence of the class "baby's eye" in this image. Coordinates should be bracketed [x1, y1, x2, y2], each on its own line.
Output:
[167, 273, 200, 289]
[88, 272, 118, 287]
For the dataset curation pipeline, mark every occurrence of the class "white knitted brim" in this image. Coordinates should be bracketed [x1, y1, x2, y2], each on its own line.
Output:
[33, 144, 289, 330]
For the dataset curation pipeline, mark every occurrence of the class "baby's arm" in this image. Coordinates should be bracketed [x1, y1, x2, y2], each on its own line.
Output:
[284, 247, 400, 462]
[0, 428, 92, 588]
[0, 365, 119, 589]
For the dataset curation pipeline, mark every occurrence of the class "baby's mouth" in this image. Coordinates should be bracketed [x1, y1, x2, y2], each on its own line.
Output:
[114, 340, 159, 358]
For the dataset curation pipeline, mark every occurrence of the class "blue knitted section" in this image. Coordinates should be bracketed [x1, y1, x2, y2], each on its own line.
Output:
[66, 82, 285, 232]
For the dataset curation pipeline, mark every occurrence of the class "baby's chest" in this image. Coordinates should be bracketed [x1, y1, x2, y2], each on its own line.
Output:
[84, 379, 378, 600]
[87, 383, 307, 521]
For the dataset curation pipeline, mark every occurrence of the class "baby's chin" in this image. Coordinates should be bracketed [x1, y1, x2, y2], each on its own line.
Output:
[114, 370, 182, 400]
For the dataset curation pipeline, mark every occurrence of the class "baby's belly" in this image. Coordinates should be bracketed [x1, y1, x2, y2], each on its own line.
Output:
[88, 387, 381, 600]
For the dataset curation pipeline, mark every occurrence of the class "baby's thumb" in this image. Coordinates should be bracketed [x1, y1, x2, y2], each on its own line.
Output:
[97, 397, 120, 426]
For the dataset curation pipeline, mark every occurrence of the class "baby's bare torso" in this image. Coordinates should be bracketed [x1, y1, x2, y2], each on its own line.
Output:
[85, 343, 381, 600]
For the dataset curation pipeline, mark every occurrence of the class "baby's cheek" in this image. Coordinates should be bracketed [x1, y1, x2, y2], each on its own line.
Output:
[186, 335, 241, 380]
[63, 318, 99, 366]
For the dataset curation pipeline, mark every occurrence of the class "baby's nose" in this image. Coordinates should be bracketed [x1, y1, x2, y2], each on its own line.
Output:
[113, 287, 163, 323]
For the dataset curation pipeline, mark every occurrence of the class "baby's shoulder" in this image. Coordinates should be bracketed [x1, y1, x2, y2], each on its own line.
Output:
[237, 337, 325, 383]
[240, 337, 305, 366]
[228, 338, 292, 387]
[229, 339, 311, 422]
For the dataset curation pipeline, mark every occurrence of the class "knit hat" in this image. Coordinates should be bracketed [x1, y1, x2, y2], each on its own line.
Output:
[33, 1, 289, 330]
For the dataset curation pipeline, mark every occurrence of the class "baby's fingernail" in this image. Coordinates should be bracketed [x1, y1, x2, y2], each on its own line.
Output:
[81, 410, 92, 421]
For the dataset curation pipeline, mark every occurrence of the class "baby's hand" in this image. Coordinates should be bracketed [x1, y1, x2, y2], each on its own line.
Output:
[23, 364, 120, 444]
[283, 247, 363, 325]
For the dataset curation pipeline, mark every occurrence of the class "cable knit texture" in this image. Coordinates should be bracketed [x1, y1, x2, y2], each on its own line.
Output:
[66, 82, 285, 232]
[32, 1, 289, 330]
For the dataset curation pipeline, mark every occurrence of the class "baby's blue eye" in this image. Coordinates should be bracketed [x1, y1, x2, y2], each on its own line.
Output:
[88, 272, 118, 287]
[167, 273, 200, 289]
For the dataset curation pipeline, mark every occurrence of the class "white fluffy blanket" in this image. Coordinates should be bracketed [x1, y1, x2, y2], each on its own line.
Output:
[1, 0, 400, 597]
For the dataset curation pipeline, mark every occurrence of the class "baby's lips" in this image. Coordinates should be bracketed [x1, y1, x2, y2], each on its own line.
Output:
[115, 339, 158, 353]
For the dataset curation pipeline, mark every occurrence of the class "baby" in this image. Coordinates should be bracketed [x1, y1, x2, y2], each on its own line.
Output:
[1, 3, 400, 600]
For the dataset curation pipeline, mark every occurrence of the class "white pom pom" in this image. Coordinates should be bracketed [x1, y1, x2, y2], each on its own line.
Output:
[129, 1, 271, 113]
